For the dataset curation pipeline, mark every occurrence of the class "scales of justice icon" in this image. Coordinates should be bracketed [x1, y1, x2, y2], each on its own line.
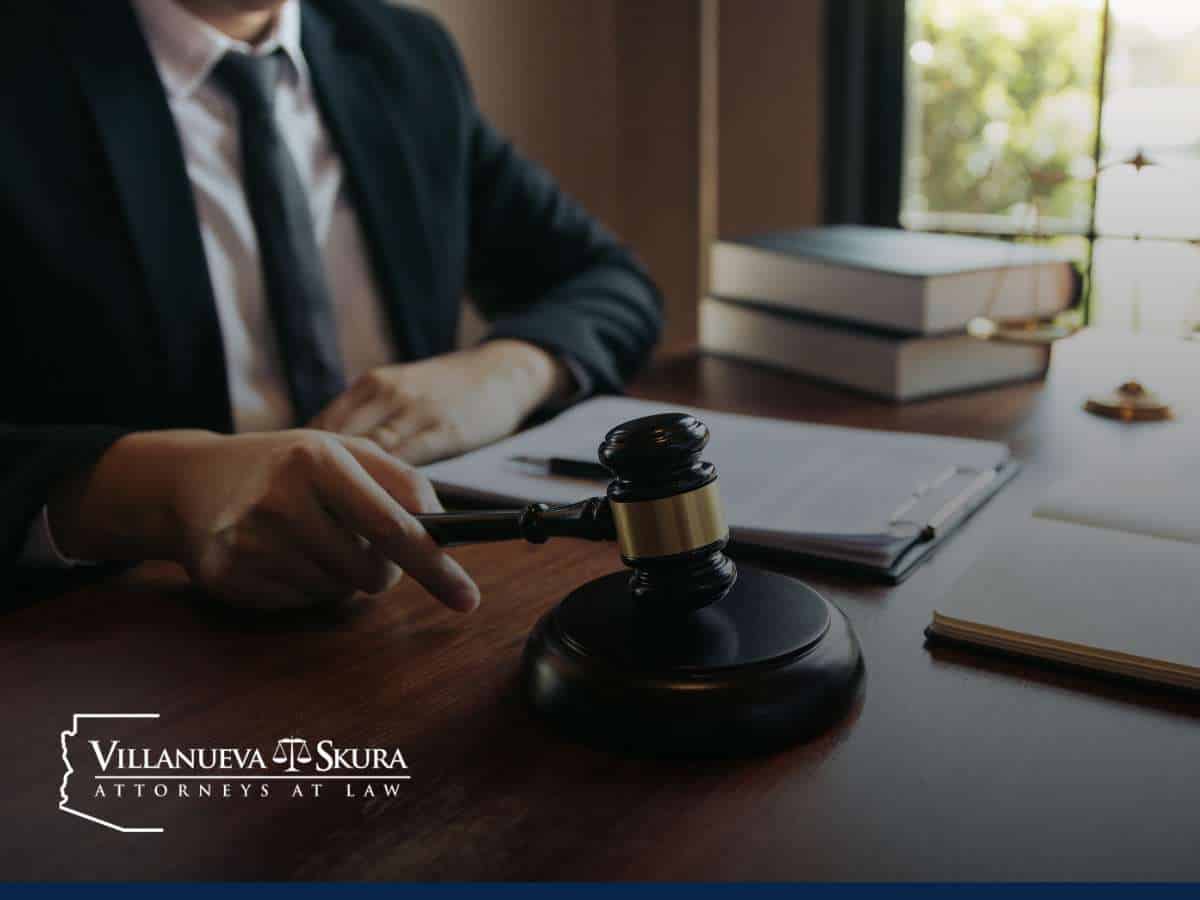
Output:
[271, 737, 313, 773]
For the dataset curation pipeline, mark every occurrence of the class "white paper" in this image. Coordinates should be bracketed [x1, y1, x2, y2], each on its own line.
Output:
[935, 517, 1200, 676]
[1035, 466, 1200, 546]
[423, 396, 1010, 560]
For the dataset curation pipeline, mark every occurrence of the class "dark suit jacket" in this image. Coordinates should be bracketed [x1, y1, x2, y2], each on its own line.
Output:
[0, 0, 662, 568]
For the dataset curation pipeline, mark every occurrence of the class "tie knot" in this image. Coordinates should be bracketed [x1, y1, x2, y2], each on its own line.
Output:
[213, 50, 282, 118]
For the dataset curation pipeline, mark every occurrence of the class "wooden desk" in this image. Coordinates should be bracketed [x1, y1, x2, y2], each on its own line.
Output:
[3, 331, 1198, 880]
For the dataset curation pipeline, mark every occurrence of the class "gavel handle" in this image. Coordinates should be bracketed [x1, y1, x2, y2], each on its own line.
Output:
[415, 497, 615, 548]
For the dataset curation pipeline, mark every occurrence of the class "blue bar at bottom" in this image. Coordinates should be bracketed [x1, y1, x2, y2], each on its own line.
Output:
[2, 884, 1199, 899]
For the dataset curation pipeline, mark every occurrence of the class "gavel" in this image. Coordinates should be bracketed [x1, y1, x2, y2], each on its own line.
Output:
[414, 410, 863, 757]
[415, 412, 738, 614]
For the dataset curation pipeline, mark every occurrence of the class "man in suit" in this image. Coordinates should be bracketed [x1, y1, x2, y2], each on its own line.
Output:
[0, 0, 662, 610]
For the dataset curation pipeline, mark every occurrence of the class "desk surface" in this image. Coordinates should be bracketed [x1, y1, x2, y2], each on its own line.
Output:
[3, 331, 1199, 880]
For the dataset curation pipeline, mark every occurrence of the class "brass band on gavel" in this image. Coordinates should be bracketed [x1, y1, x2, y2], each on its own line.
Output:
[608, 479, 729, 561]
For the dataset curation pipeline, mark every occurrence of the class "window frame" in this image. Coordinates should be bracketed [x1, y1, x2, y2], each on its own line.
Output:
[894, 0, 1200, 326]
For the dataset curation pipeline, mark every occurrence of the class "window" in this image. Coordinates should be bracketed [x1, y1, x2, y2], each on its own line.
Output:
[902, 0, 1200, 333]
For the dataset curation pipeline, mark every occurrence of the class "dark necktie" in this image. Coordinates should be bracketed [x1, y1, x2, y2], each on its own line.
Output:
[212, 50, 346, 425]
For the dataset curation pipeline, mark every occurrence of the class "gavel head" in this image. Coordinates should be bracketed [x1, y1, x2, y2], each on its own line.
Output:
[598, 413, 737, 614]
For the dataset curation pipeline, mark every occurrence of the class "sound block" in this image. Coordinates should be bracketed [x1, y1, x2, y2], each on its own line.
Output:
[520, 564, 864, 756]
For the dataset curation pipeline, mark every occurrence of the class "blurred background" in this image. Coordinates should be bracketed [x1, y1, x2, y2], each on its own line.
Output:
[413, 0, 1200, 349]
[904, 0, 1200, 334]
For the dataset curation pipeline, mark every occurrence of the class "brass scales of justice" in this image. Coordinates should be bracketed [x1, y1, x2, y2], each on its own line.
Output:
[965, 151, 1173, 423]
[410, 412, 864, 756]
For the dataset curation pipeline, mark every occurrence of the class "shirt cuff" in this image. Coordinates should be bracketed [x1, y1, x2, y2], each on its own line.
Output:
[19, 505, 93, 568]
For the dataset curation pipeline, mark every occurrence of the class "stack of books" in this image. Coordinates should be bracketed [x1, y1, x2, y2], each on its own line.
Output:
[701, 226, 1080, 402]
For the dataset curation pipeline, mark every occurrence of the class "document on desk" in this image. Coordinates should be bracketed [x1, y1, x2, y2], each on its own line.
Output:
[928, 464, 1200, 691]
[422, 396, 1017, 580]
[1036, 467, 1200, 544]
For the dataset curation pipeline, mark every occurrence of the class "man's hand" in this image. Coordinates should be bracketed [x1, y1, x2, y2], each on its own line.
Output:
[47, 430, 480, 611]
[310, 340, 572, 464]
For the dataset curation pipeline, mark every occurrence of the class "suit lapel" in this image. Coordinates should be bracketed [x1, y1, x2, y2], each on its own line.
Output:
[302, 2, 438, 361]
[58, 0, 436, 429]
[59, 1, 232, 431]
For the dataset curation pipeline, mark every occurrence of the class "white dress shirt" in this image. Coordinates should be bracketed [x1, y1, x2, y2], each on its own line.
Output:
[23, 0, 396, 563]
[134, 0, 396, 432]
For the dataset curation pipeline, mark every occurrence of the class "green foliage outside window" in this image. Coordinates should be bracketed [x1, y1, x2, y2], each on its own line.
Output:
[904, 0, 1102, 228]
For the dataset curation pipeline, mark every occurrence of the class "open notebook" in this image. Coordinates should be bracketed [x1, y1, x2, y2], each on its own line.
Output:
[423, 396, 1017, 581]
[928, 467, 1200, 691]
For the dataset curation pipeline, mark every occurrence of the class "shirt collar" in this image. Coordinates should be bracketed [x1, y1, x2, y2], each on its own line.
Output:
[131, 0, 307, 101]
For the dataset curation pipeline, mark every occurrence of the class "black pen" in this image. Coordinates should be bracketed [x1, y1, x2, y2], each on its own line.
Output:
[510, 455, 612, 481]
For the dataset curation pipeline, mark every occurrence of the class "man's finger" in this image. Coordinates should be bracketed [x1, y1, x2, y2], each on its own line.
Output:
[310, 375, 379, 432]
[250, 528, 382, 597]
[366, 412, 435, 454]
[266, 489, 395, 596]
[391, 426, 456, 466]
[340, 437, 444, 514]
[309, 444, 480, 612]
[339, 389, 409, 437]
